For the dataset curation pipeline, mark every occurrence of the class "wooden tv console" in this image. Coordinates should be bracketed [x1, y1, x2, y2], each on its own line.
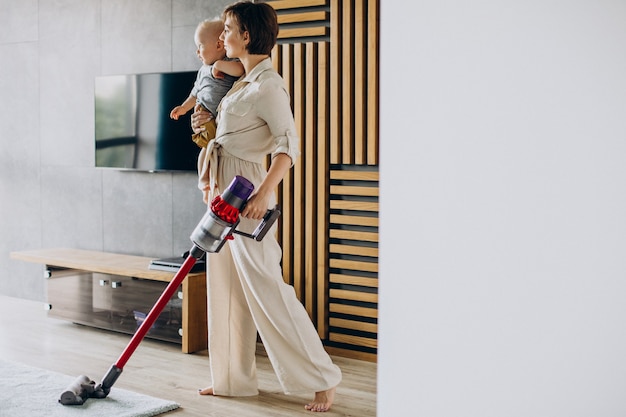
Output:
[10, 248, 207, 354]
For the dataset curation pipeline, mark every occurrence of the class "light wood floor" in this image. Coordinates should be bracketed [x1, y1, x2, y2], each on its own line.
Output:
[0, 295, 376, 416]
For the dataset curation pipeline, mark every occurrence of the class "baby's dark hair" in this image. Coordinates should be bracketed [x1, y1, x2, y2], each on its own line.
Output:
[223, 2, 278, 55]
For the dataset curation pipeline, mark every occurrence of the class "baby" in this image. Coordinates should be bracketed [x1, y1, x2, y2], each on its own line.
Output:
[170, 19, 243, 148]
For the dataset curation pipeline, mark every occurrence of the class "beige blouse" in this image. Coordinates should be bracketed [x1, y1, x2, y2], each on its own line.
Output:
[197, 58, 301, 193]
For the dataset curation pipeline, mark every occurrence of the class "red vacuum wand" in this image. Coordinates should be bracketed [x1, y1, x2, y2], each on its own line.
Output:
[59, 175, 280, 405]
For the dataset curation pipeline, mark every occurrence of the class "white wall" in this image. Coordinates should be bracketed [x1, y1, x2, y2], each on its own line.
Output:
[378, 1, 626, 416]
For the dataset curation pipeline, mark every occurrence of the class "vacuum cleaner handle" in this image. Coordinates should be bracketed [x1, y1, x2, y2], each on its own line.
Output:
[252, 205, 282, 241]
[232, 205, 281, 241]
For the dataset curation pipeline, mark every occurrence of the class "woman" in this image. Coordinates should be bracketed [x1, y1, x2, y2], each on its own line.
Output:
[191, 2, 342, 413]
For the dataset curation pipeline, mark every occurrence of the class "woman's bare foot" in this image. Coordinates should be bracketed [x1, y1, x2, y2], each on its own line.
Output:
[304, 386, 336, 412]
[198, 387, 214, 396]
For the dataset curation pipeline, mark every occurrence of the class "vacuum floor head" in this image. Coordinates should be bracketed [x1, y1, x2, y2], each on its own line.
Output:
[59, 375, 107, 405]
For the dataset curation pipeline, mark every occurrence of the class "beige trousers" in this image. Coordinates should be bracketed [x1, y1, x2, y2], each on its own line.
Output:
[205, 149, 342, 396]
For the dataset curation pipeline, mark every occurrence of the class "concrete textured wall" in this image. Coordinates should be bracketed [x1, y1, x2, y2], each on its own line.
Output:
[0, 0, 232, 301]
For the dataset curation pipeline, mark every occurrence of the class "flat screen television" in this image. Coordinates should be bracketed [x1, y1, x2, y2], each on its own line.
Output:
[95, 71, 200, 172]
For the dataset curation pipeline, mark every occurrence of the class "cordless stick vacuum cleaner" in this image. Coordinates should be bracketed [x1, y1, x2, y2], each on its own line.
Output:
[59, 175, 281, 406]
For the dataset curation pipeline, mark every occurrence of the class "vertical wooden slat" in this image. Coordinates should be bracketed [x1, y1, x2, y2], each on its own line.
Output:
[317, 41, 330, 337]
[271, 44, 280, 71]
[330, 0, 342, 164]
[280, 44, 294, 286]
[293, 43, 306, 300]
[342, 0, 354, 164]
[304, 43, 317, 318]
[367, 0, 379, 165]
[354, 0, 366, 164]
[270, 45, 283, 244]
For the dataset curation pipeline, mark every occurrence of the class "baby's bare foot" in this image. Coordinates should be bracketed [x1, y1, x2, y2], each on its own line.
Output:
[198, 386, 214, 396]
[304, 386, 336, 412]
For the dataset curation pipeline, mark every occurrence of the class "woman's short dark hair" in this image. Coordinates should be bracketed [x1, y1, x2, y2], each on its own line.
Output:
[224, 2, 278, 55]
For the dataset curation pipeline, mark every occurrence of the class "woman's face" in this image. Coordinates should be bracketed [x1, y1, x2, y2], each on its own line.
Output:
[221, 14, 247, 59]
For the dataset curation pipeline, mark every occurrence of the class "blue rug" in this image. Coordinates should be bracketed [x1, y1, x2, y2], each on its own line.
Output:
[0, 360, 179, 417]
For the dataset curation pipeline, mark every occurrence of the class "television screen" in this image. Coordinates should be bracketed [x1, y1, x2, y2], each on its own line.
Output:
[95, 71, 200, 172]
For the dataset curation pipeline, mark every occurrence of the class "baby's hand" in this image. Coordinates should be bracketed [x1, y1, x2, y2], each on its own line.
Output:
[170, 106, 184, 120]
[212, 66, 225, 79]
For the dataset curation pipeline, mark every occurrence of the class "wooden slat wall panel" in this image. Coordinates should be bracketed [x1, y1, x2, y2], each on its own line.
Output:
[316, 42, 330, 335]
[273, 42, 319, 318]
[330, 200, 378, 212]
[328, 166, 378, 354]
[320, 0, 379, 166]
[329, 229, 377, 242]
[278, 11, 328, 24]
[354, 0, 366, 164]
[330, 214, 378, 227]
[279, 27, 328, 39]
[330, 317, 377, 333]
[267, 0, 379, 359]
[330, 258, 378, 273]
[367, 0, 380, 164]
[330, 333, 377, 349]
[270, 0, 328, 10]
[273, 0, 330, 42]
[331, 171, 379, 181]
[330, 273, 378, 288]
[330, 185, 379, 196]
[341, 0, 354, 164]
[330, 303, 377, 319]
[330, 288, 378, 303]
[329, 0, 341, 163]
[329, 243, 378, 257]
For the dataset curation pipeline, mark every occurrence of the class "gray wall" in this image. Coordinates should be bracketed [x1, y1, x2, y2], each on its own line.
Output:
[378, 1, 626, 416]
[0, 0, 232, 301]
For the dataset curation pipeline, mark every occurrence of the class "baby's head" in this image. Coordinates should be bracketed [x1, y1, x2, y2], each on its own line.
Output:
[195, 19, 226, 65]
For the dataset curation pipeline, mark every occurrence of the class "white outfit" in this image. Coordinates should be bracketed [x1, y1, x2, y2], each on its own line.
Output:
[198, 58, 342, 396]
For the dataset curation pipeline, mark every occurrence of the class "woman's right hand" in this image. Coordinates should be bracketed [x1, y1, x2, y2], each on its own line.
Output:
[191, 104, 214, 134]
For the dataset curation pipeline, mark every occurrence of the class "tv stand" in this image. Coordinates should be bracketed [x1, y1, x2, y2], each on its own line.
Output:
[10, 248, 207, 354]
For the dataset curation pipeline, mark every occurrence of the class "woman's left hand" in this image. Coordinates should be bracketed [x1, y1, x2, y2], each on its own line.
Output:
[241, 192, 270, 220]
[191, 104, 213, 134]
